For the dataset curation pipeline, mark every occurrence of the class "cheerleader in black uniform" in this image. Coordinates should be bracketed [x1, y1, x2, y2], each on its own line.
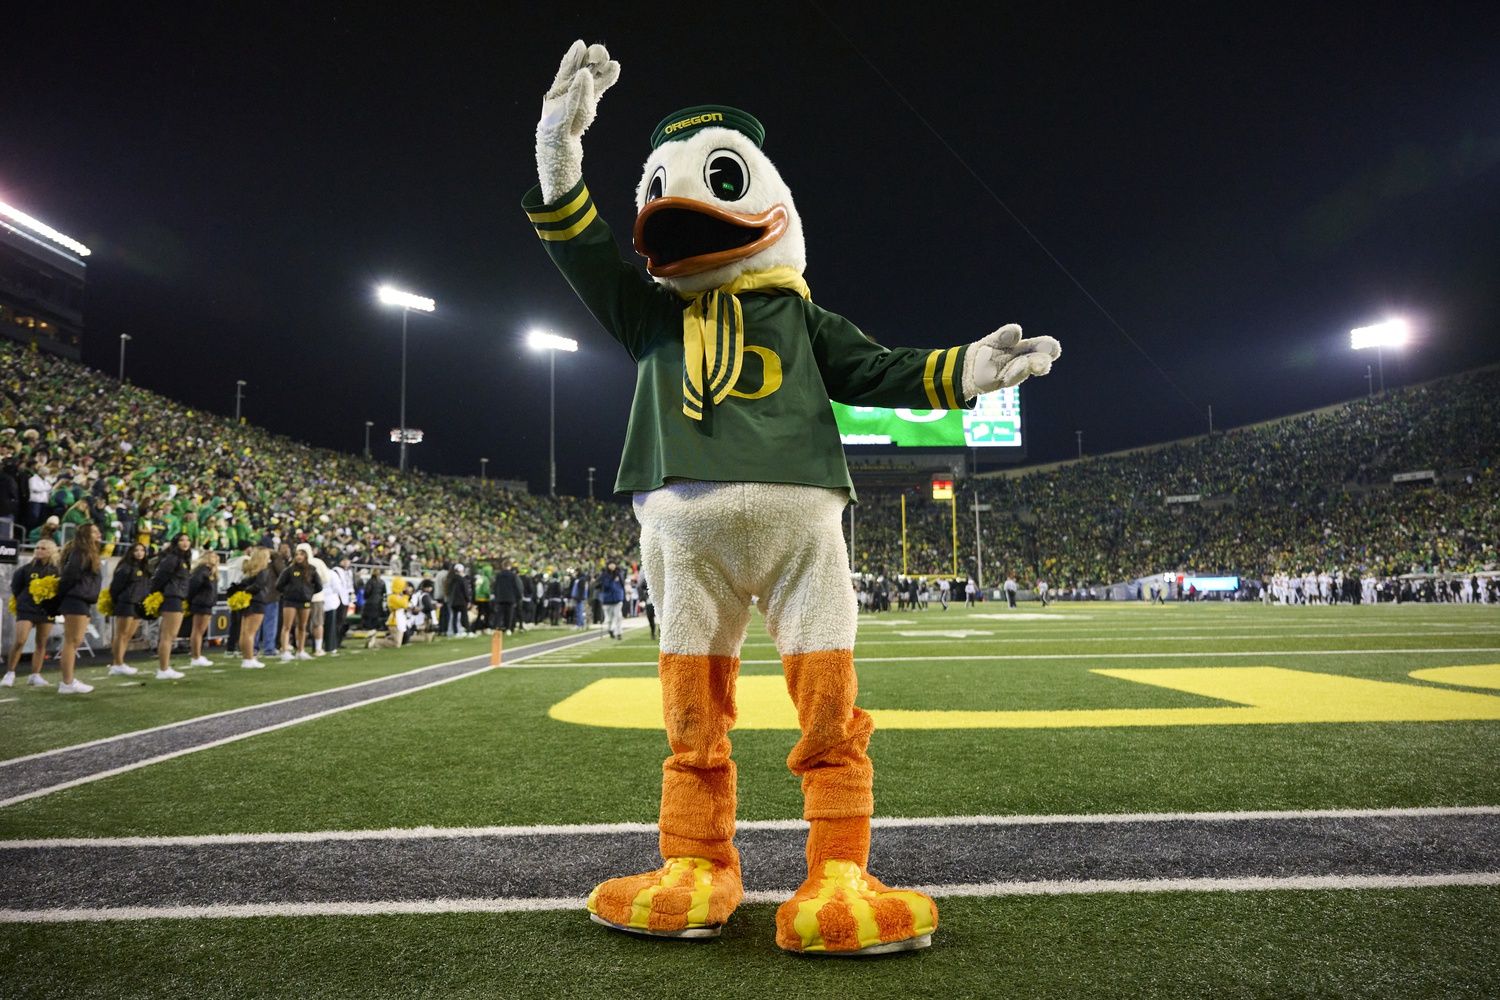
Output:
[107, 542, 151, 675]
[55, 523, 103, 694]
[234, 547, 274, 668]
[3, 538, 61, 689]
[186, 551, 220, 667]
[275, 547, 321, 661]
[149, 532, 193, 680]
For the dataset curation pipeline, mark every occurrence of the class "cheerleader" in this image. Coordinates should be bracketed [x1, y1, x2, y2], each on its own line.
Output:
[148, 532, 193, 680]
[275, 546, 321, 661]
[107, 542, 151, 676]
[186, 550, 220, 667]
[3, 538, 61, 688]
[233, 546, 274, 669]
[54, 523, 104, 693]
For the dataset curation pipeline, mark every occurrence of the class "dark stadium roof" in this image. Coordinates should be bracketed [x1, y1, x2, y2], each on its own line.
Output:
[2, 5, 1497, 494]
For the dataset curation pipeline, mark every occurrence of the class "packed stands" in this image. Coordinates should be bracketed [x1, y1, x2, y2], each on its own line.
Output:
[0, 340, 637, 573]
[847, 366, 1500, 587]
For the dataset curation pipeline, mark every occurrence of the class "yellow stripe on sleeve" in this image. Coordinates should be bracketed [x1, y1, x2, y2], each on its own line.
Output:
[921, 350, 943, 409]
[939, 346, 961, 409]
[535, 204, 598, 242]
[526, 186, 591, 223]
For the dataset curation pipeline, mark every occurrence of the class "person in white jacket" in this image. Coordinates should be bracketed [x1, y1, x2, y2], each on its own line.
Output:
[321, 554, 354, 656]
[296, 542, 333, 657]
[26, 467, 54, 530]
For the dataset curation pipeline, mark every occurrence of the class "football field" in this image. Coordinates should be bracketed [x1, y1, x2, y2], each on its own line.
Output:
[2, 603, 1498, 998]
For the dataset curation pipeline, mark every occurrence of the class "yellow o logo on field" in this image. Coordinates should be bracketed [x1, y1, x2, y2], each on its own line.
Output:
[1408, 664, 1500, 690]
[548, 666, 1500, 730]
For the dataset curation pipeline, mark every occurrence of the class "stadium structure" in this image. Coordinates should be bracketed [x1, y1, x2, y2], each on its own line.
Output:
[0, 198, 89, 360]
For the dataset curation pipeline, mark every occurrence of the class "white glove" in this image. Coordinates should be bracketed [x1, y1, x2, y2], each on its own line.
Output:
[961, 324, 1062, 397]
[536, 40, 621, 203]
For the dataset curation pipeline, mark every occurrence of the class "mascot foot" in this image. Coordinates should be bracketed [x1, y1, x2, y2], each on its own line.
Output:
[775, 860, 937, 956]
[587, 856, 743, 939]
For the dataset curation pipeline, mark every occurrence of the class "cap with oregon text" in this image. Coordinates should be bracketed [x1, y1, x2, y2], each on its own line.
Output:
[649, 105, 765, 150]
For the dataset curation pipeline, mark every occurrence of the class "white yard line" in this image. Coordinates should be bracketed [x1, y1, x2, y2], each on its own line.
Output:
[0, 652, 498, 768]
[857, 622, 1500, 634]
[4, 872, 1495, 923]
[508, 646, 1500, 669]
[0, 637, 599, 810]
[5, 804, 1495, 850]
[0, 635, 597, 769]
[733, 630, 1500, 647]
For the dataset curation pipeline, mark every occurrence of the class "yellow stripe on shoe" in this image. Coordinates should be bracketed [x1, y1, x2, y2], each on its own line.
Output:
[589, 856, 742, 938]
[622, 857, 715, 930]
[783, 859, 936, 954]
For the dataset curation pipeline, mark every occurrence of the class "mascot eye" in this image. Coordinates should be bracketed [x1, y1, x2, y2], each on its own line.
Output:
[704, 149, 749, 201]
[646, 167, 666, 202]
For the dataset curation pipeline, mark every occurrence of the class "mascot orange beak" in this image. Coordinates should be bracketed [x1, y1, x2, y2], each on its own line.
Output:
[633, 198, 789, 278]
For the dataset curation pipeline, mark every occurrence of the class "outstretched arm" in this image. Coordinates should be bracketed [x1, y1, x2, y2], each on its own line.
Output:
[535, 40, 620, 203]
[811, 309, 1062, 409]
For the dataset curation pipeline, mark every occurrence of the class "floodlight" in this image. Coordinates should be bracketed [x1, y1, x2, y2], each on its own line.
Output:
[1350, 318, 1410, 351]
[527, 329, 577, 496]
[376, 284, 434, 473]
[377, 286, 435, 312]
[0, 199, 92, 257]
[528, 330, 579, 352]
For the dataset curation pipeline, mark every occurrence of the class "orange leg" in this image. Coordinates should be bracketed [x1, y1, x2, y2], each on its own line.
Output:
[586, 651, 745, 935]
[773, 649, 938, 954]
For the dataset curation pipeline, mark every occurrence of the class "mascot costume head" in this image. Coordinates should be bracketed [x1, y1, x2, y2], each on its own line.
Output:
[524, 40, 1060, 955]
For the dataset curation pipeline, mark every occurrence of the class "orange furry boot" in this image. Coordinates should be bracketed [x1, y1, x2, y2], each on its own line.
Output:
[588, 652, 745, 937]
[774, 816, 938, 955]
[588, 853, 743, 938]
[774, 650, 938, 954]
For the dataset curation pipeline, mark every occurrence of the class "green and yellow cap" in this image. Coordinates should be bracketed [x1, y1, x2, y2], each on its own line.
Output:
[649, 105, 765, 150]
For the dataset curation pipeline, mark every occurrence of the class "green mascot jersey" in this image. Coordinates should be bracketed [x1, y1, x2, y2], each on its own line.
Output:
[523, 179, 972, 499]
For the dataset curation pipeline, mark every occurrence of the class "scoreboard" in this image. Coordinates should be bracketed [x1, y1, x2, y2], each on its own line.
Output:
[831, 386, 1022, 449]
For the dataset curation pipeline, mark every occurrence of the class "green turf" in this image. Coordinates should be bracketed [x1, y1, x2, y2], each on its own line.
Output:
[3, 889, 1494, 999]
[0, 626, 580, 759]
[3, 604, 1498, 997]
[3, 605, 1497, 837]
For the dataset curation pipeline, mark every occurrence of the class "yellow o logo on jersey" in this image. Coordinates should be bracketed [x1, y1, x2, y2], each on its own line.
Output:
[726, 345, 782, 400]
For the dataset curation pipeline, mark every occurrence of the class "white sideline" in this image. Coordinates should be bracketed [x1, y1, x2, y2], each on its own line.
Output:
[0, 651, 499, 769]
[4, 872, 1496, 924]
[508, 646, 1500, 669]
[0, 635, 600, 810]
[3, 804, 1495, 850]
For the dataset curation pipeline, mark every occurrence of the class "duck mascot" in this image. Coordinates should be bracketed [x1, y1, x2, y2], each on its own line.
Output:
[523, 41, 1061, 955]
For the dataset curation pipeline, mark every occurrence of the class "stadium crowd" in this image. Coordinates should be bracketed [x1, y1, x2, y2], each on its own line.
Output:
[1, 343, 1496, 693]
[847, 367, 1500, 591]
[0, 339, 638, 573]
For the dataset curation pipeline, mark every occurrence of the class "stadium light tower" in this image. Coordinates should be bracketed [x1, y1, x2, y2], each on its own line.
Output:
[527, 329, 578, 497]
[377, 285, 436, 472]
[1350, 318, 1409, 395]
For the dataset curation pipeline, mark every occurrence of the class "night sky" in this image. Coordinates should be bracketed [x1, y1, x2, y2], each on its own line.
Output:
[4, 4, 1497, 497]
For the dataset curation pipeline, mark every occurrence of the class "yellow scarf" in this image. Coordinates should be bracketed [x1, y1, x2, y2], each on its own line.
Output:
[680, 266, 810, 420]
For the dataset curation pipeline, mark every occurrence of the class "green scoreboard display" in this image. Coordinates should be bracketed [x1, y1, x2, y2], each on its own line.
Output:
[831, 387, 1023, 449]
